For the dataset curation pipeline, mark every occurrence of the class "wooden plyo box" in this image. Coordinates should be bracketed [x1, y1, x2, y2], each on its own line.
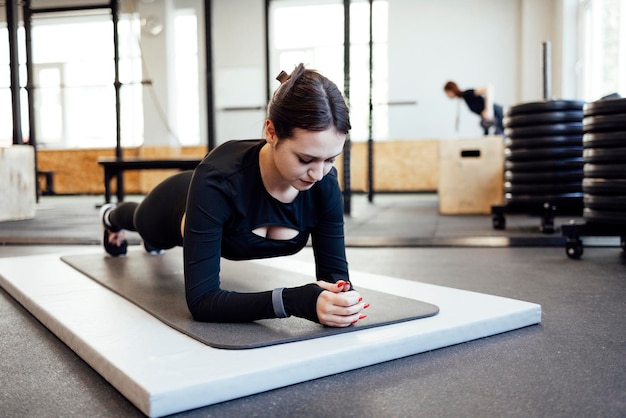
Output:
[438, 136, 504, 215]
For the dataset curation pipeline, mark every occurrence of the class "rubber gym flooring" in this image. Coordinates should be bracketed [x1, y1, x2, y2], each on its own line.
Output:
[1, 194, 625, 417]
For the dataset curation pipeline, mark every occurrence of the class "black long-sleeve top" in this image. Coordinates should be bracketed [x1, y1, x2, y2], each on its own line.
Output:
[183, 139, 349, 323]
[462, 89, 486, 115]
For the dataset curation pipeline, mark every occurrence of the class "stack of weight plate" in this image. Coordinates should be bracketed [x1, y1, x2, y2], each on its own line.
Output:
[502, 100, 586, 216]
[582, 98, 626, 225]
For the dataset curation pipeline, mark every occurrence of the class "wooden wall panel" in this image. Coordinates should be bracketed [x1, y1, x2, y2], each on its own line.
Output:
[37, 148, 140, 195]
[336, 140, 438, 192]
[37, 141, 440, 195]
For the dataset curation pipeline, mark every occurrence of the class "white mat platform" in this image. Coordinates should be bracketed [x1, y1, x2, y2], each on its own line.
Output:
[0, 249, 541, 417]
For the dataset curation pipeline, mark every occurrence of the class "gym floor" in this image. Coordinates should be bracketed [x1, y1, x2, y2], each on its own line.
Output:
[1, 194, 625, 417]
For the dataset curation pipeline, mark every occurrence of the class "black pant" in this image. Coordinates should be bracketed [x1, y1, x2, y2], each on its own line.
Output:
[108, 171, 193, 249]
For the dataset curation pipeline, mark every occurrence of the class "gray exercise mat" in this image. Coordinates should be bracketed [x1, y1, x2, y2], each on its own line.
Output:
[61, 249, 439, 349]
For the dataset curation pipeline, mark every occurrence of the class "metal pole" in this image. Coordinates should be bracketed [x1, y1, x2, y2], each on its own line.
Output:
[264, 0, 271, 104]
[112, 0, 121, 160]
[6, 0, 24, 145]
[367, 0, 374, 203]
[342, 0, 352, 215]
[23, 0, 40, 201]
[204, 0, 216, 152]
[24, 1, 35, 148]
[542, 41, 551, 100]
[111, 0, 124, 201]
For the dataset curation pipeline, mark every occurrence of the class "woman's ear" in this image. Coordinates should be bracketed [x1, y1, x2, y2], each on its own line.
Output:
[265, 119, 277, 144]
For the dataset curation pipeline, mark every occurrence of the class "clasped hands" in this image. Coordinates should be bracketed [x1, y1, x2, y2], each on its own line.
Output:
[315, 280, 370, 327]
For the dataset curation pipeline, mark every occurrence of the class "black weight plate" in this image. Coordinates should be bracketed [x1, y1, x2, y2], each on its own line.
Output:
[506, 100, 585, 117]
[583, 98, 626, 116]
[583, 131, 626, 148]
[503, 110, 583, 128]
[583, 147, 626, 163]
[505, 182, 582, 194]
[583, 178, 626, 194]
[505, 170, 583, 183]
[583, 164, 626, 179]
[505, 193, 584, 212]
[583, 114, 626, 133]
[505, 135, 582, 149]
[506, 192, 583, 202]
[505, 158, 584, 173]
[584, 194, 626, 211]
[505, 123, 583, 139]
[505, 146, 583, 162]
[583, 208, 626, 225]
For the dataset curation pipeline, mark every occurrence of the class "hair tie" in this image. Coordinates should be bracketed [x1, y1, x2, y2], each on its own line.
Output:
[276, 70, 290, 84]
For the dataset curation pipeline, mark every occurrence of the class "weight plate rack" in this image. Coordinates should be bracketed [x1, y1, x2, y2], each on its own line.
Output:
[561, 98, 626, 259]
[492, 100, 585, 233]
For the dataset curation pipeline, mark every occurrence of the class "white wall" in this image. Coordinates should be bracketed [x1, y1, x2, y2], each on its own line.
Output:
[132, 0, 267, 148]
[212, 0, 267, 145]
[386, 0, 580, 140]
[138, 0, 178, 146]
[552, 0, 580, 100]
[137, 0, 208, 147]
[518, 0, 555, 102]
[387, 0, 520, 139]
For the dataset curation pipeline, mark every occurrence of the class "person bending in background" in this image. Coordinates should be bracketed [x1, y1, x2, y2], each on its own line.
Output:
[444, 81, 504, 135]
[99, 64, 369, 328]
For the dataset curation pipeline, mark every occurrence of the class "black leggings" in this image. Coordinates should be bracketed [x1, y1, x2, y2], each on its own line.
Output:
[108, 171, 193, 249]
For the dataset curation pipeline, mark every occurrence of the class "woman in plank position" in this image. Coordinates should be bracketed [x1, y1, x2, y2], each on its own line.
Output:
[100, 64, 369, 327]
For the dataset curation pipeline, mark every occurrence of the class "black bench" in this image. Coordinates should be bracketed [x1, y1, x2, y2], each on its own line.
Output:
[37, 170, 56, 196]
[98, 157, 202, 203]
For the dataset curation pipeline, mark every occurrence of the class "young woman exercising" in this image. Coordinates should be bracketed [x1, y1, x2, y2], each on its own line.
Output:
[100, 64, 369, 328]
[443, 80, 504, 135]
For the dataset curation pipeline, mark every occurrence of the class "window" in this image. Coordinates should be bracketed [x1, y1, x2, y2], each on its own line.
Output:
[31, 13, 143, 148]
[269, 0, 389, 141]
[0, 12, 144, 149]
[579, 0, 626, 100]
[35, 65, 64, 144]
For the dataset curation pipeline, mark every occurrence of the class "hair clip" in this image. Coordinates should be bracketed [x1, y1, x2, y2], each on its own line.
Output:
[276, 70, 290, 84]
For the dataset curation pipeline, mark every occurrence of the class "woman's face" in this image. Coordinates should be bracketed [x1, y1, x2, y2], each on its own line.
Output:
[267, 123, 346, 191]
[445, 89, 456, 99]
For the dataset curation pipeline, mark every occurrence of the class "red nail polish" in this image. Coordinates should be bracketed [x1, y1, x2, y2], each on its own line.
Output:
[337, 281, 345, 288]
[359, 314, 367, 320]
[363, 303, 370, 309]
[351, 320, 358, 325]
[358, 297, 363, 302]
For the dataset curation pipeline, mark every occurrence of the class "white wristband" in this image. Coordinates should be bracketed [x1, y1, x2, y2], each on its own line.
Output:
[272, 287, 289, 318]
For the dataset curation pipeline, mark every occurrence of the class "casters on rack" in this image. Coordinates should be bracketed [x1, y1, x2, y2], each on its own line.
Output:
[540, 203, 557, 234]
[492, 213, 506, 230]
[562, 222, 626, 259]
[491, 205, 506, 230]
[565, 237, 584, 259]
[490, 203, 564, 233]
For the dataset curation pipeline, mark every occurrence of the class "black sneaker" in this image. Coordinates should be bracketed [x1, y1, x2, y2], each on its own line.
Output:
[103, 229, 128, 257]
[100, 203, 128, 257]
